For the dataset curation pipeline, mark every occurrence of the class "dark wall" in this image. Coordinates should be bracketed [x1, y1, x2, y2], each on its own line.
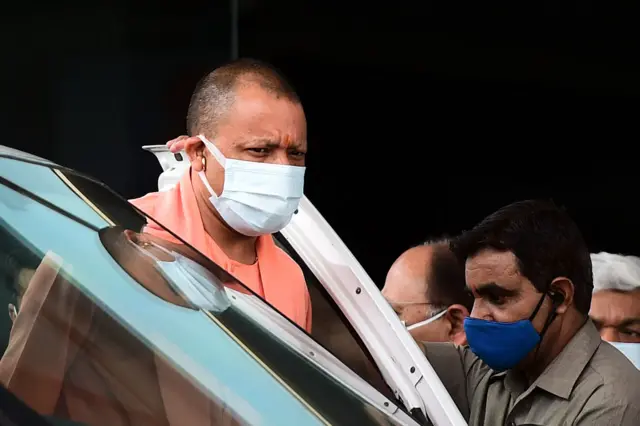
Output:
[239, 2, 640, 285]
[3, 1, 639, 287]
[2, 1, 231, 199]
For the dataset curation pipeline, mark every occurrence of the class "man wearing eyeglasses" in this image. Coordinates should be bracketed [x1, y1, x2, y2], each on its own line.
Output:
[382, 238, 472, 345]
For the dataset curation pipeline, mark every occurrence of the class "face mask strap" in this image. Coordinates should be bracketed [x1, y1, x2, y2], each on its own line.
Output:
[197, 135, 227, 168]
[197, 171, 217, 198]
[527, 292, 548, 322]
[196, 135, 226, 199]
[533, 289, 562, 357]
[538, 293, 561, 339]
[407, 308, 448, 331]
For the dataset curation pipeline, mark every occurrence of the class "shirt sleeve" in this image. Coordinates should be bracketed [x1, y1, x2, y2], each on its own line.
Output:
[0, 251, 95, 415]
[573, 385, 640, 426]
[421, 342, 491, 420]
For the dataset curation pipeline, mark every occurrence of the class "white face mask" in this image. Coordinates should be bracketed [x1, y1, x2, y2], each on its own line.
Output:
[610, 342, 640, 369]
[197, 135, 305, 237]
[134, 240, 230, 312]
[404, 308, 448, 331]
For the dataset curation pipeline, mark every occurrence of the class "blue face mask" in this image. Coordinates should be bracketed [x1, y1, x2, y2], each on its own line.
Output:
[464, 293, 557, 372]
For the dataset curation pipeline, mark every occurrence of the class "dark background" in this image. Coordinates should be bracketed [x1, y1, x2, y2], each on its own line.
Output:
[3, 1, 639, 286]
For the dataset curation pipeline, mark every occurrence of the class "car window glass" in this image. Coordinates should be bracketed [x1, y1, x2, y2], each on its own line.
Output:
[0, 158, 110, 229]
[273, 234, 395, 400]
[0, 183, 275, 426]
[0, 159, 405, 426]
[0, 383, 89, 426]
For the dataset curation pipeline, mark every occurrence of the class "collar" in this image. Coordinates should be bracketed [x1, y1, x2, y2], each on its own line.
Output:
[497, 319, 601, 399]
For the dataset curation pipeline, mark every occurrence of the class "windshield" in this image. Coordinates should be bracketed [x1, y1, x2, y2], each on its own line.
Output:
[0, 152, 403, 426]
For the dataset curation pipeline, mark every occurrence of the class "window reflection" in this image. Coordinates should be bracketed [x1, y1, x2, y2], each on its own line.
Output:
[0, 192, 251, 426]
[0, 158, 407, 426]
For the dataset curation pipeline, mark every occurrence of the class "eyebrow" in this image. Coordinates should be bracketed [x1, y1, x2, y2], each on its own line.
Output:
[242, 138, 278, 146]
[619, 318, 640, 328]
[590, 317, 640, 328]
[243, 137, 306, 151]
[471, 282, 519, 297]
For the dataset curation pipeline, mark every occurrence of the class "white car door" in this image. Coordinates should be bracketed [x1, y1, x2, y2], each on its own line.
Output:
[280, 197, 466, 426]
[142, 145, 467, 426]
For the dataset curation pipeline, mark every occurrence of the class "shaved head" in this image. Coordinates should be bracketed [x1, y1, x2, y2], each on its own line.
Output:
[383, 244, 435, 304]
[383, 239, 471, 343]
[186, 58, 301, 137]
[383, 239, 472, 311]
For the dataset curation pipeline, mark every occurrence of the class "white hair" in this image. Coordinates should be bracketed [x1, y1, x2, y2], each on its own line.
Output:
[591, 252, 640, 293]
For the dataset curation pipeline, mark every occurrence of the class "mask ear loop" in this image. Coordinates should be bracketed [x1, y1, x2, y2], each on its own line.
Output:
[527, 292, 548, 322]
[196, 135, 227, 199]
[197, 135, 227, 167]
[407, 308, 448, 331]
[533, 292, 563, 357]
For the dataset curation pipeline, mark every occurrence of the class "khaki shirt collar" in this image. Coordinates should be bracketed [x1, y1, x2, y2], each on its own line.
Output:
[497, 319, 601, 400]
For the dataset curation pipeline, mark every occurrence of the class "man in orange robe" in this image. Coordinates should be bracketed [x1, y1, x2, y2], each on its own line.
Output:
[132, 59, 311, 332]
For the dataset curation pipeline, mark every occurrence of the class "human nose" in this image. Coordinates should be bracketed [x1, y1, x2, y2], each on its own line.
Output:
[275, 155, 289, 165]
[600, 327, 620, 342]
[271, 149, 293, 165]
[470, 300, 491, 320]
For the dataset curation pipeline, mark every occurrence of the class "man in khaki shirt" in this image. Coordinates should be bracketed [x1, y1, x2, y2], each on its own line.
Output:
[420, 200, 640, 426]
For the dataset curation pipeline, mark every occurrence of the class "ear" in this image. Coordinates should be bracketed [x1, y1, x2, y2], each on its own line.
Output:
[446, 304, 470, 346]
[549, 277, 574, 315]
[183, 136, 206, 172]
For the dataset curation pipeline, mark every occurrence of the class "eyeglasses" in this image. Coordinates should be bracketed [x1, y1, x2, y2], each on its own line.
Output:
[385, 299, 449, 329]
[404, 308, 448, 331]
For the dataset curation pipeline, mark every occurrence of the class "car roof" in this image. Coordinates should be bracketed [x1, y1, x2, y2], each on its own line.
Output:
[0, 145, 59, 167]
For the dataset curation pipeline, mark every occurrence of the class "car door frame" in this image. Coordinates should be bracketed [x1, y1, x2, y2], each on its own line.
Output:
[142, 144, 467, 426]
[280, 197, 467, 426]
[225, 287, 421, 426]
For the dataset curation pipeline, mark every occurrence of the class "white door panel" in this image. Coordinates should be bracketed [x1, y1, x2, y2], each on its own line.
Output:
[143, 145, 467, 426]
[281, 198, 466, 426]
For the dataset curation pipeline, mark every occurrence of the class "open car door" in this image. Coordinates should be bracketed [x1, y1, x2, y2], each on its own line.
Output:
[142, 145, 467, 426]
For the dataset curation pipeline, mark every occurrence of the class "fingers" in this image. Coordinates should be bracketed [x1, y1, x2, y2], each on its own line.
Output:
[166, 135, 201, 153]
[166, 135, 189, 152]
